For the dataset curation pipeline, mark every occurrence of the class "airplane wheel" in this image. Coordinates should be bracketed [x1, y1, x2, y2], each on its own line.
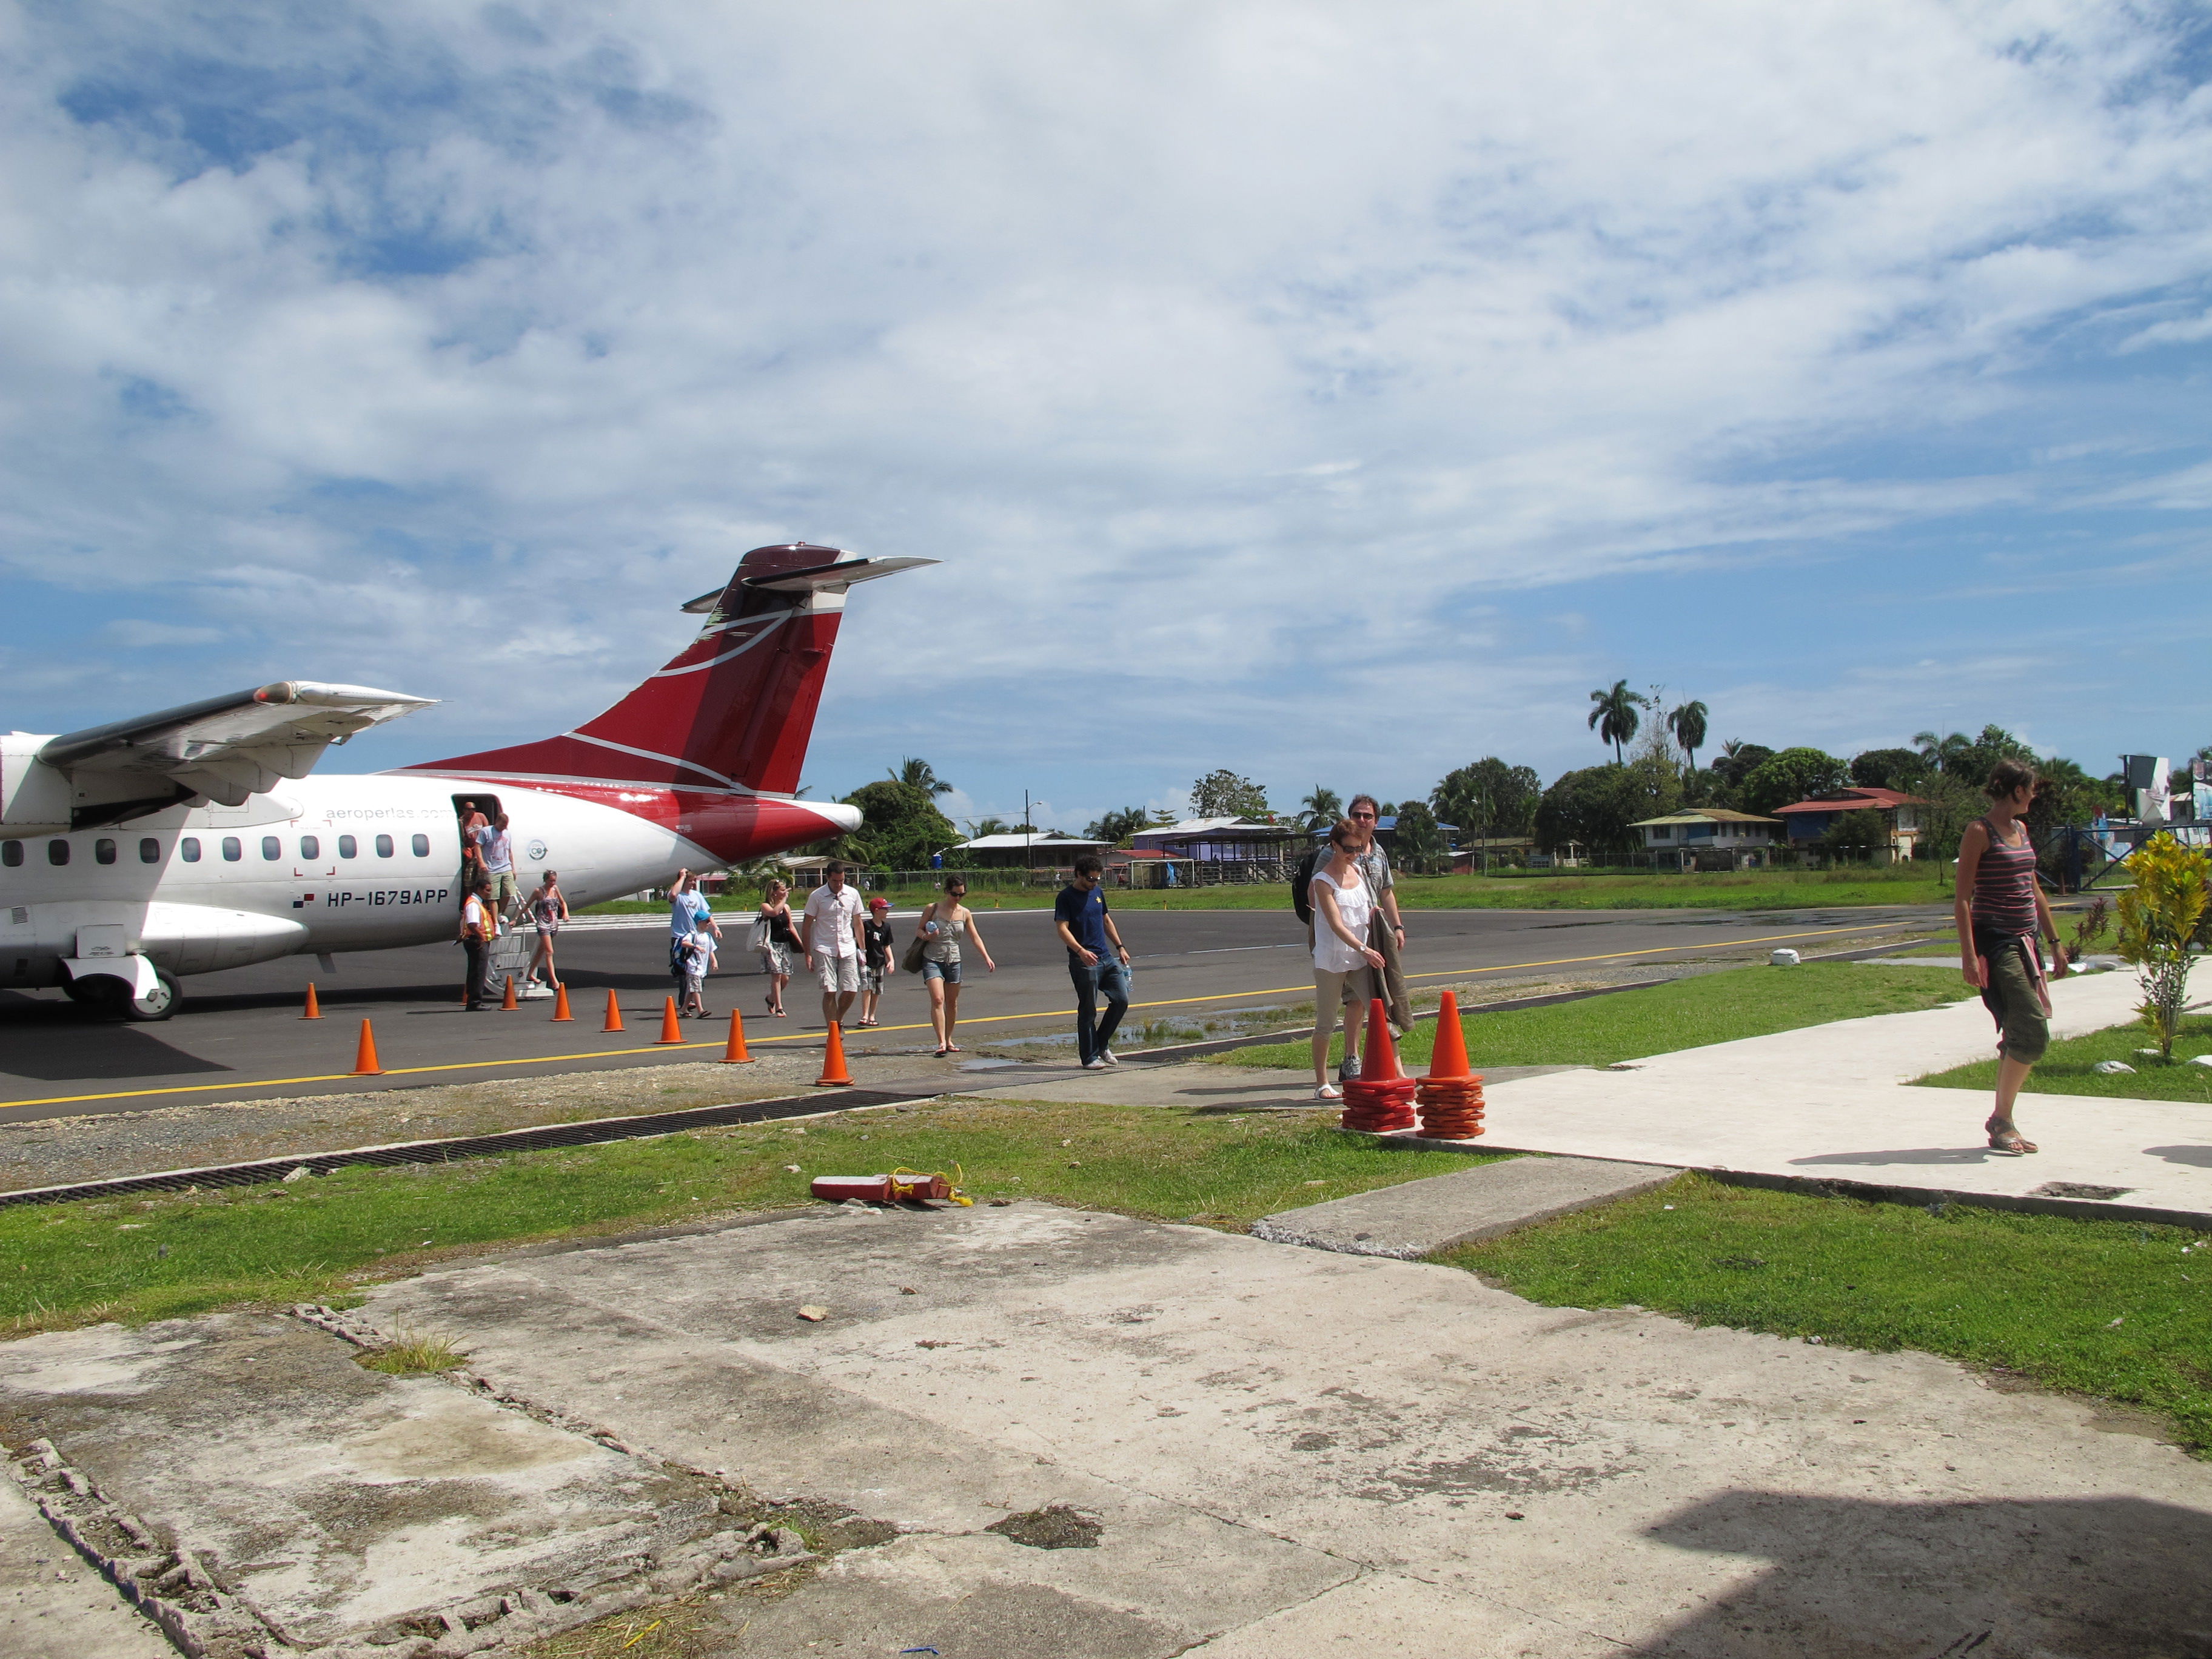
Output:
[61, 977, 108, 1008]
[121, 969, 181, 1022]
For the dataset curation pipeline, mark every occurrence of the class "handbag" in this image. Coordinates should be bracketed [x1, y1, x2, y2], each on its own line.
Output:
[746, 916, 769, 954]
[900, 905, 934, 975]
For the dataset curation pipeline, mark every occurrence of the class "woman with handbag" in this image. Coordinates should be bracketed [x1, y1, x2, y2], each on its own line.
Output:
[754, 879, 799, 1017]
[911, 876, 994, 1056]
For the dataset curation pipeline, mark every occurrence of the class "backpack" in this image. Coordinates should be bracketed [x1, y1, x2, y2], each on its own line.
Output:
[1291, 848, 1322, 925]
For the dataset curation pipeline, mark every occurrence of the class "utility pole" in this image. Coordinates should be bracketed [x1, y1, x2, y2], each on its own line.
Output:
[1024, 789, 1032, 873]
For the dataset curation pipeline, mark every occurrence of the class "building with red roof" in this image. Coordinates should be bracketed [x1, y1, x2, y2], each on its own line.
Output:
[1771, 788, 1930, 863]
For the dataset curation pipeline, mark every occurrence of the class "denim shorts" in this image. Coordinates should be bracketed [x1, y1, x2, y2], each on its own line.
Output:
[921, 958, 964, 985]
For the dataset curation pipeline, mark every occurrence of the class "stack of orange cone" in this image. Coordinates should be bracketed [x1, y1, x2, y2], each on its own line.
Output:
[1339, 998, 1417, 1133]
[816, 1021, 854, 1086]
[1415, 991, 1486, 1139]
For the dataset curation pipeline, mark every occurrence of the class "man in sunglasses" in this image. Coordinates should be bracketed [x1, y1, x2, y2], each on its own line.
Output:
[1056, 854, 1132, 1069]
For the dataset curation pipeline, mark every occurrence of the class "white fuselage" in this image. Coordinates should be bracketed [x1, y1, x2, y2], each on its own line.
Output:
[0, 773, 715, 990]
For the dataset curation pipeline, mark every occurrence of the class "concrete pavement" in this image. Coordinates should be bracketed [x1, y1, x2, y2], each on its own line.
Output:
[8, 1199, 2206, 1655]
[1470, 965, 2212, 1222]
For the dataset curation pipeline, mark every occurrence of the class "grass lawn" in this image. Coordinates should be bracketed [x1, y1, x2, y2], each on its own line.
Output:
[0, 1101, 1501, 1336]
[1918, 1010, 2212, 1104]
[1215, 960, 1978, 1071]
[1444, 1173, 2212, 1453]
[584, 865, 1959, 917]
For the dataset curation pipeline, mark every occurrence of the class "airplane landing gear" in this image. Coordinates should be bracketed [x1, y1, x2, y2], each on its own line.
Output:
[123, 968, 181, 1022]
[63, 967, 181, 1021]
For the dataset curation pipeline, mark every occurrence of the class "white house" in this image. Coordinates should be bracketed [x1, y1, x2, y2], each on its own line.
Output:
[1631, 808, 1781, 871]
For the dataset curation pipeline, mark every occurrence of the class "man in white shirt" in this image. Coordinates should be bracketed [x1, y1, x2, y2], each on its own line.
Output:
[802, 862, 868, 1030]
[475, 812, 520, 922]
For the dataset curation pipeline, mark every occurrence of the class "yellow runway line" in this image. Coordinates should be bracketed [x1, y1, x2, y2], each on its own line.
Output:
[0, 922, 1876, 1111]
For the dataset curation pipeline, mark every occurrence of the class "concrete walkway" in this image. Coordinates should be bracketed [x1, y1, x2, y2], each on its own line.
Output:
[1472, 967, 2212, 1222]
[11, 1199, 2194, 1657]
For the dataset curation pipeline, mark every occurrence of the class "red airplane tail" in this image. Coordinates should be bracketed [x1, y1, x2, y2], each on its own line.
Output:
[406, 543, 931, 795]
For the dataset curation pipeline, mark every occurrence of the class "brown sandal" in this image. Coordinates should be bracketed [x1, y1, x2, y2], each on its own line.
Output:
[1986, 1119, 2038, 1155]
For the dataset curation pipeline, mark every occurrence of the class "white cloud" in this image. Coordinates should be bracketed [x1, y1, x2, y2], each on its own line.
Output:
[103, 619, 223, 647]
[0, 1, 2207, 802]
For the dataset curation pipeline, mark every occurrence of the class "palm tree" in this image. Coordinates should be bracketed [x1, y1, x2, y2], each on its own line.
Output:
[968, 817, 1011, 839]
[892, 757, 954, 796]
[1912, 731, 1972, 776]
[1587, 680, 1648, 763]
[1667, 700, 1709, 773]
[1298, 786, 1342, 834]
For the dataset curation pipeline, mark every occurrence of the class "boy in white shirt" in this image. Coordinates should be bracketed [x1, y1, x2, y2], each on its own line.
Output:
[680, 917, 716, 1019]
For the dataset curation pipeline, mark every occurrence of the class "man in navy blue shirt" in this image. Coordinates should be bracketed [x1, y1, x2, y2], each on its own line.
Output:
[1054, 854, 1131, 1069]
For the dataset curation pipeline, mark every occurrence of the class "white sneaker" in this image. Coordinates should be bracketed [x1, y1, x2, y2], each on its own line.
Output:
[1082, 1058, 1108, 1070]
[1313, 1083, 1341, 1101]
[1099, 1048, 1119, 1067]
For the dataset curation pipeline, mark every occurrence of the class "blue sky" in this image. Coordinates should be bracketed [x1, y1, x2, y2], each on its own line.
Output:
[2, 1, 2208, 833]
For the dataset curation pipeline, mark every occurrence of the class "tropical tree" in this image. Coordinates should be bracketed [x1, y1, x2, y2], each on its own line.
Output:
[1818, 809, 1890, 862]
[1191, 769, 1271, 820]
[1084, 806, 1154, 845]
[837, 780, 959, 869]
[1430, 759, 1542, 842]
[1587, 680, 1648, 763]
[968, 817, 1011, 839]
[1849, 748, 1927, 791]
[1535, 756, 1682, 865]
[1704, 741, 1774, 808]
[1296, 786, 1343, 834]
[1738, 747, 1849, 817]
[891, 757, 954, 797]
[1390, 800, 1449, 873]
[1665, 700, 1709, 774]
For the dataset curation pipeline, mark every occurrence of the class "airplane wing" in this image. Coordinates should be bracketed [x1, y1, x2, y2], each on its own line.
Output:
[39, 680, 437, 809]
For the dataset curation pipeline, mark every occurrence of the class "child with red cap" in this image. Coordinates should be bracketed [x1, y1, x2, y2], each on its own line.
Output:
[858, 896, 896, 1027]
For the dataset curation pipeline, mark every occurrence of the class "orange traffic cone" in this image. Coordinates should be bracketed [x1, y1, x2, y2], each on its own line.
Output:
[721, 1007, 754, 1063]
[1361, 997, 1403, 1081]
[301, 982, 321, 1021]
[352, 1018, 383, 1076]
[603, 989, 625, 1033]
[500, 974, 518, 1011]
[1427, 991, 1470, 1079]
[550, 982, 573, 1022]
[657, 996, 685, 1044]
[816, 1020, 854, 1086]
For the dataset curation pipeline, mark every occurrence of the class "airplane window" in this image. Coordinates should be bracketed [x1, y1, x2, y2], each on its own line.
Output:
[0, 842, 18, 868]
[181, 838, 201, 863]
[375, 834, 394, 857]
[47, 840, 69, 866]
[139, 838, 161, 863]
[221, 837, 242, 862]
[95, 839, 116, 865]
[412, 833, 430, 856]
[300, 836, 320, 860]
[261, 836, 281, 861]
[338, 835, 357, 859]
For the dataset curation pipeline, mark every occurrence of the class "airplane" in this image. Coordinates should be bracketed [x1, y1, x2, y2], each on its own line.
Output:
[0, 543, 929, 1019]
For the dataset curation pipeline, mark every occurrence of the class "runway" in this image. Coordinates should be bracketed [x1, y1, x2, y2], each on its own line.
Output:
[0, 903, 1949, 1122]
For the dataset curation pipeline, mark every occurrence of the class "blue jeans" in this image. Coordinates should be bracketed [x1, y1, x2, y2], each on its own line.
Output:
[1069, 952, 1130, 1064]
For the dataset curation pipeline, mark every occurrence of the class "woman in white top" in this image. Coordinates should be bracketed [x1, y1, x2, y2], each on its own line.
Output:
[1308, 820, 1386, 1101]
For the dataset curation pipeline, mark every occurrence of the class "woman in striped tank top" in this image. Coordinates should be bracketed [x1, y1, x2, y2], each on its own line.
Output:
[1954, 757, 2064, 1155]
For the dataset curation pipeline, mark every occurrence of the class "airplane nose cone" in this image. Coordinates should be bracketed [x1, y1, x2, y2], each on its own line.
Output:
[815, 802, 863, 835]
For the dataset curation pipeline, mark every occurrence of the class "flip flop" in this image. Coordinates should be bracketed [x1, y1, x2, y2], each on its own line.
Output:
[1986, 1122, 2038, 1155]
